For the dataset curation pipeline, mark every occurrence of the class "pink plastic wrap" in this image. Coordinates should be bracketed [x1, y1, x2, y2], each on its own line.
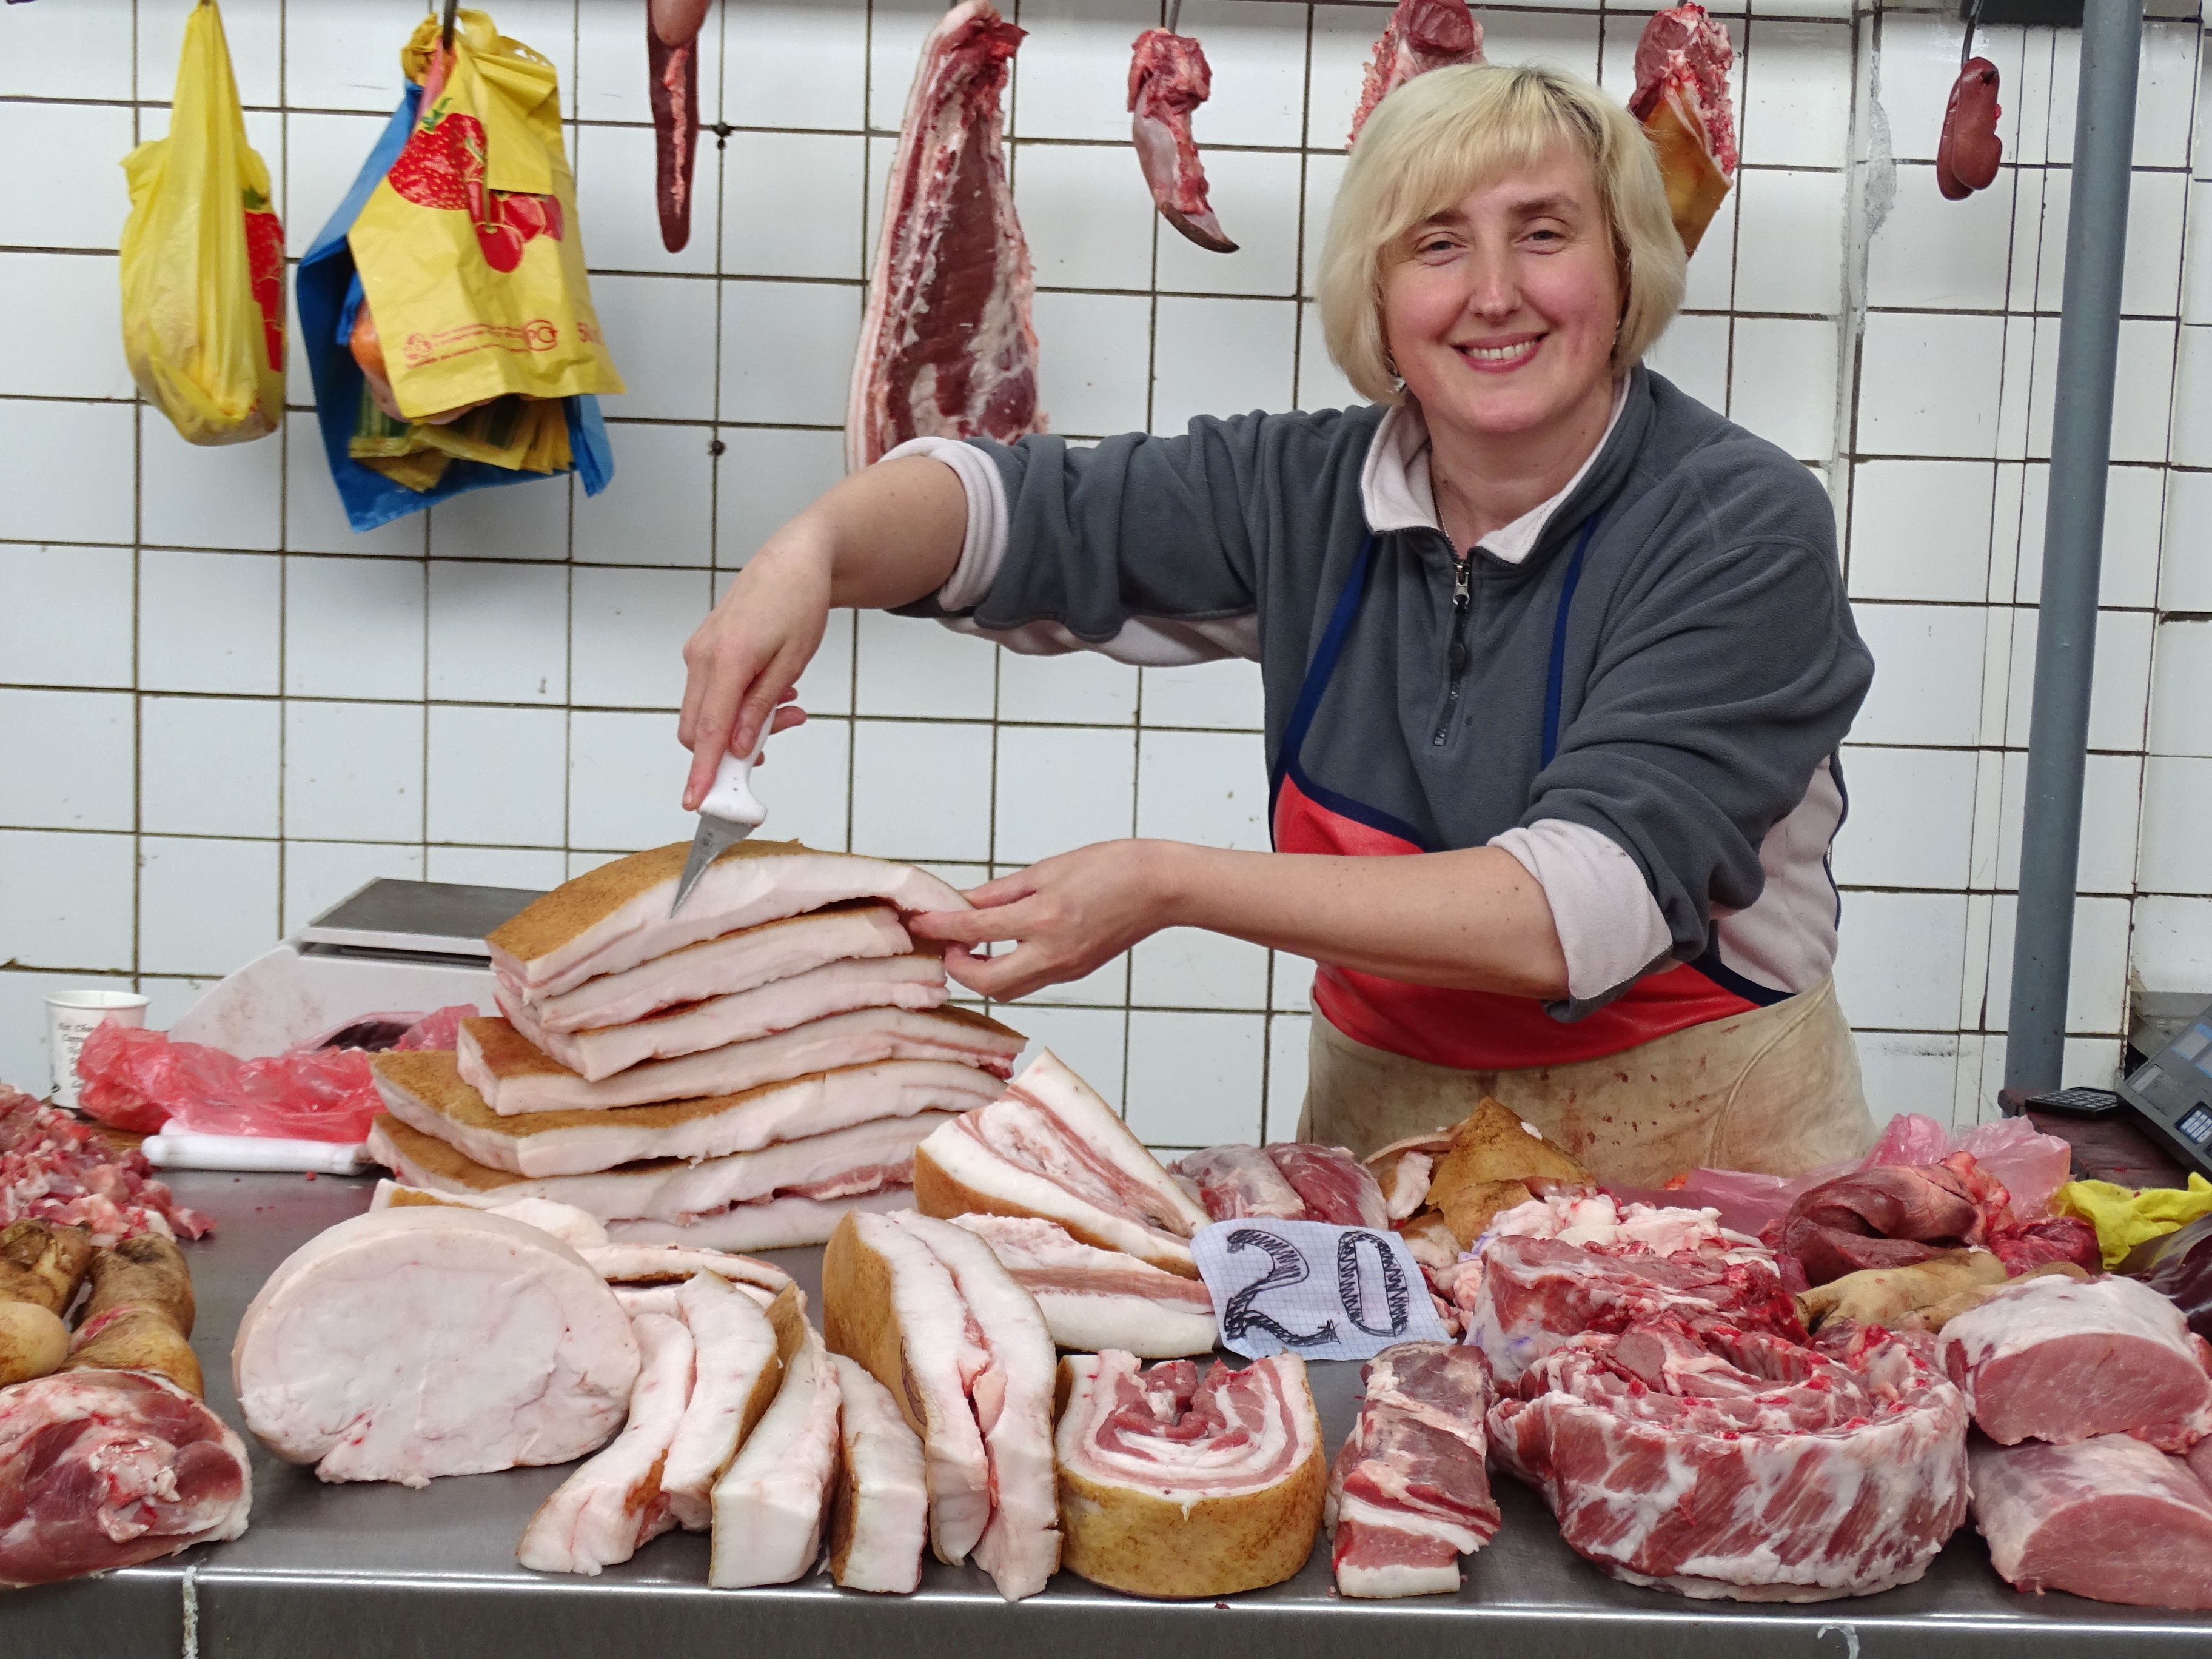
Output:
[75, 1007, 479, 1143]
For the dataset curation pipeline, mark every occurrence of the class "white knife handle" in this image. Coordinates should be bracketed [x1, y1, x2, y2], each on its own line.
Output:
[700, 729, 770, 828]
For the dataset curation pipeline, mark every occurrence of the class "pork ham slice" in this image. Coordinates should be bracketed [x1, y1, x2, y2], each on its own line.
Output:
[846, 0, 1045, 469]
[1054, 1350, 1326, 1598]
[1627, 4, 1738, 256]
[1490, 1319, 1969, 1600]
[1176, 1144, 1307, 1220]
[709, 1311, 845, 1588]
[458, 1006, 1022, 1114]
[914, 1048, 1212, 1276]
[826, 1353, 930, 1593]
[1971, 1432, 2212, 1609]
[948, 1213, 1217, 1358]
[502, 900, 912, 1033]
[1346, 0, 1484, 145]
[1328, 1341, 1497, 1598]
[517, 1310, 694, 1575]
[1128, 29, 1235, 253]
[375, 1048, 1002, 1178]
[605, 1187, 913, 1252]
[664, 1278, 799, 1532]
[367, 1109, 953, 1224]
[0, 1369, 250, 1587]
[233, 1208, 639, 1487]
[486, 839, 967, 1000]
[1937, 1273, 2212, 1450]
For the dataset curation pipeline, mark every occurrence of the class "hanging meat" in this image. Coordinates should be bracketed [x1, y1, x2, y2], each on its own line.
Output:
[1936, 58, 2002, 199]
[1128, 29, 1236, 253]
[1346, 0, 1485, 146]
[846, 0, 1045, 471]
[648, 0, 712, 252]
[1627, 4, 1738, 257]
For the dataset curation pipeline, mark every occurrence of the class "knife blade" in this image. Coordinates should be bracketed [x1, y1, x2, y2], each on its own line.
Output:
[671, 731, 770, 919]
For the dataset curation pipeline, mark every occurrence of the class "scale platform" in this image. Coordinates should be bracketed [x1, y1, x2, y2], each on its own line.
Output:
[2117, 1003, 2212, 1182]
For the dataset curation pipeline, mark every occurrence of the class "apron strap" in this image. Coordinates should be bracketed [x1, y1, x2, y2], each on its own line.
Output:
[1270, 533, 1376, 801]
[1540, 512, 1603, 771]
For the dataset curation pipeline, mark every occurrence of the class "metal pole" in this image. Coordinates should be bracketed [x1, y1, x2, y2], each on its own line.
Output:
[2003, 0, 2142, 1094]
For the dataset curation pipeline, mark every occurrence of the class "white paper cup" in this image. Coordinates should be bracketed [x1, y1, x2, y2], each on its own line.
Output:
[45, 989, 150, 1111]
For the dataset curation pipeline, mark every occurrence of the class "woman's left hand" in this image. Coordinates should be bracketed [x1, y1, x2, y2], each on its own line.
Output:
[907, 840, 1179, 1000]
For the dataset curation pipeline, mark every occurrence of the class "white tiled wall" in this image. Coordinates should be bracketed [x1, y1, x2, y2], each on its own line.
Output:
[2, 0, 2208, 1150]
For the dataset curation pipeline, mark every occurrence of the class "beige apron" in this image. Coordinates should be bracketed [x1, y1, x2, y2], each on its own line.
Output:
[1298, 976, 1876, 1188]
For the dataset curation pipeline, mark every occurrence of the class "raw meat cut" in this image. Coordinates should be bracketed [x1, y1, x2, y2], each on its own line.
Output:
[0, 1369, 251, 1587]
[367, 1109, 952, 1224]
[1971, 1432, 2212, 1609]
[605, 1187, 914, 1252]
[517, 1310, 694, 1575]
[1266, 1143, 1389, 1227]
[576, 1242, 789, 1295]
[1128, 29, 1235, 253]
[1346, 0, 1483, 146]
[846, 0, 1045, 470]
[370, 1180, 614, 1250]
[375, 1048, 1002, 1178]
[0, 1084, 210, 1244]
[947, 1213, 1217, 1358]
[827, 1353, 930, 1593]
[1987, 1214, 2099, 1276]
[664, 1278, 797, 1531]
[501, 900, 911, 1033]
[459, 1005, 1023, 1114]
[1176, 1144, 1307, 1221]
[648, 0, 712, 252]
[1937, 58, 2002, 201]
[709, 1312, 844, 1587]
[822, 1209, 994, 1564]
[233, 1208, 639, 1487]
[1490, 1318, 1969, 1600]
[914, 1049, 1212, 1275]
[1054, 1350, 1326, 1598]
[890, 1212, 1059, 1600]
[487, 839, 967, 999]
[1328, 1341, 1497, 1598]
[1937, 1273, 2212, 1450]
[1486, 1191, 1747, 1252]
[1627, 4, 1738, 256]
[1778, 1155, 1999, 1285]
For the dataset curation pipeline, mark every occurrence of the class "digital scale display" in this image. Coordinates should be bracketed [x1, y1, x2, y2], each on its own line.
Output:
[2119, 1011, 2212, 1176]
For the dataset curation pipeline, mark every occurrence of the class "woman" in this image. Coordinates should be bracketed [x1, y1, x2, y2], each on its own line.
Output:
[677, 64, 1875, 1187]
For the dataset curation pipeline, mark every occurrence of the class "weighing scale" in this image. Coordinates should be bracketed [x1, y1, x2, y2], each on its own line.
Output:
[169, 878, 543, 1058]
[2028, 997, 2212, 1183]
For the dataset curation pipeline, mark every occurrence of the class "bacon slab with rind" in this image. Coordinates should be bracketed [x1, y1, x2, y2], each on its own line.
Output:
[948, 1213, 1218, 1358]
[1327, 1341, 1498, 1598]
[662, 1276, 793, 1532]
[708, 1312, 844, 1587]
[826, 1353, 931, 1593]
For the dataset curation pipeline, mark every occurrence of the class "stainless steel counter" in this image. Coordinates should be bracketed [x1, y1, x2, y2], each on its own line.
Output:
[9, 1170, 2210, 1657]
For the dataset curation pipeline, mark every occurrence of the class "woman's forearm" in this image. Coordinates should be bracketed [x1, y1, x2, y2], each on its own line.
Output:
[785, 454, 969, 610]
[1152, 842, 1572, 1000]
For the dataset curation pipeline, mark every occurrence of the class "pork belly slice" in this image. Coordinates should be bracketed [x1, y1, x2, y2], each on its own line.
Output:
[233, 1208, 638, 1488]
[488, 839, 968, 999]
[459, 1007, 1024, 1114]
[508, 900, 911, 1033]
[709, 1314, 845, 1588]
[606, 1188, 913, 1252]
[822, 1210, 995, 1565]
[376, 1048, 1002, 1178]
[1327, 1342, 1497, 1598]
[1055, 1350, 1326, 1599]
[915, 1049, 1212, 1276]
[1489, 1319, 1968, 1600]
[948, 1213, 1216, 1358]
[369, 1178, 612, 1248]
[0, 1369, 252, 1588]
[827, 1353, 930, 1593]
[1937, 1274, 2212, 1450]
[367, 1109, 954, 1225]
[577, 1243, 789, 1296]
[664, 1279, 802, 1532]
[518, 1312, 695, 1575]
[499, 954, 951, 1082]
[891, 1212, 1060, 1600]
[1969, 1432, 2212, 1609]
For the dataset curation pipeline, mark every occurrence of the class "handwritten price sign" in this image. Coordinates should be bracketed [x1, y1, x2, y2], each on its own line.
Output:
[1190, 1220, 1450, 1362]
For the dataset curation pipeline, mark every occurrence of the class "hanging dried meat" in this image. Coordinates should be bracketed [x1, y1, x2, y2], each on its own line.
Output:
[1627, 3, 1738, 256]
[648, 0, 712, 252]
[1128, 29, 1235, 253]
[1347, 0, 1484, 146]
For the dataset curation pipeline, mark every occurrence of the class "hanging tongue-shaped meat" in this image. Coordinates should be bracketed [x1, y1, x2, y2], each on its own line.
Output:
[1628, 4, 1738, 256]
[648, 0, 713, 252]
[1936, 58, 2003, 199]
[1129, 30, 1236, 253]
[1347, 0, 1485, 145]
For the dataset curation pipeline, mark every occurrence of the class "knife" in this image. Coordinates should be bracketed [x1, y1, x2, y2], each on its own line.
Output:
[670, 728, 769, 918]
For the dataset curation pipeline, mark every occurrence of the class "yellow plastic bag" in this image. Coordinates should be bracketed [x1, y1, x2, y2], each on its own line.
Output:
[346, 10, 623, 421]
[119, 1, 286, 446]
[2058, 1172, 2212, 1268]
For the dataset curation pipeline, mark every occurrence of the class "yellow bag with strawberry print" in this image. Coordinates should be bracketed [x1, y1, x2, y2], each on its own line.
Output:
[119, 0, 285, 446]
[346, 9, 623, 420]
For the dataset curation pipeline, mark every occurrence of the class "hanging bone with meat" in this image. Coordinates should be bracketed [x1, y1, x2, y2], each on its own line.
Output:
[1627, 4, 1738, 256]
[1347, 0, 1485, 146]
[648, 0, 713, 252]
[1128, 23, 1236, 253]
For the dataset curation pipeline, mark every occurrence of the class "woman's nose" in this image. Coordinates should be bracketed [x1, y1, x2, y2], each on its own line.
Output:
[1461, 248, 1520, 320]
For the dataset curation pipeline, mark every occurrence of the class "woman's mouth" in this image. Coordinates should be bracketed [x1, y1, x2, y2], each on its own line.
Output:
[1456, 336, 1542, 372]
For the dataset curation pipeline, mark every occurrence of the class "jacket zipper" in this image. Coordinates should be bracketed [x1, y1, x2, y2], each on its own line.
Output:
[1431, 546, 1473, 747]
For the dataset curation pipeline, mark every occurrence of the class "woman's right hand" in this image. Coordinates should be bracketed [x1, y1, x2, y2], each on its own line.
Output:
[678, 538, 831, 811]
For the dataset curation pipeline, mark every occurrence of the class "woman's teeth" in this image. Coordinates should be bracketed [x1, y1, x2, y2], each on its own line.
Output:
[1465, 341, 1534, 362]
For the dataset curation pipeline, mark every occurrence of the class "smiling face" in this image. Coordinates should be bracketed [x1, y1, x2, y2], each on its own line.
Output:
[1380, 138, 1623, 447]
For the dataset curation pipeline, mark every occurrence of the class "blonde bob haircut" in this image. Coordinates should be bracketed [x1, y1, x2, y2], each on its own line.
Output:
[1319, 62, 1687, 406]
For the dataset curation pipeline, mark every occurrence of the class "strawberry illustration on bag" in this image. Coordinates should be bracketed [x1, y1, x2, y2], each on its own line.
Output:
[384, 103, 560, 273]
[241, 186, 284, 371]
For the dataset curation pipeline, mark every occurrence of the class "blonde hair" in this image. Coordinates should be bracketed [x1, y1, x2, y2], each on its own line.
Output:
[1319, 63, 1686, 405]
